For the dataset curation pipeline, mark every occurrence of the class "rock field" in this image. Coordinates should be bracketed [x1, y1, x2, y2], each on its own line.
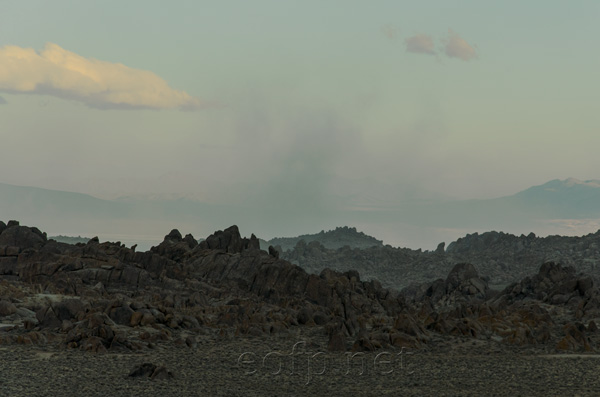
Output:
[1, 220, 600, 395]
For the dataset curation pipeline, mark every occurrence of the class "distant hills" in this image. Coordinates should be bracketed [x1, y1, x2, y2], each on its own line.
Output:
[265, 226, 383, 251]
[0, 182, 128, 220]
[369, 178, 600, 227]
[510, 178, 600, 218]
[2, 178, 600, 249]
[280, 227, 600, 290]
[0, 182, 234, 246]
[49, 235, 91, 245]
[342, 178, 600, 247]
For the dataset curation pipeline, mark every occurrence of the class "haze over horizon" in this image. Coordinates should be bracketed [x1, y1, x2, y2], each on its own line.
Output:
[1, 2, 599, 248]
[2, 177, 600, 253]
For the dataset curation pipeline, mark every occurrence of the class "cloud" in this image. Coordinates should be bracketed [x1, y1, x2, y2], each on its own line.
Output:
[442, 29, 477, 61]
[0, 43, 204, 110]
[382, 25, 399, 40]
[0, 96, 6, 105]
[241, 109, 358, 214]
[404, 34, 436, 55]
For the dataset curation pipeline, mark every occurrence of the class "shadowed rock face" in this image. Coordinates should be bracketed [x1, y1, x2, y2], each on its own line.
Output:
[267, 226, 384, 252]
[404, 263, 490, 307]
[281, 228, 600, 290]
[493, 261, 595, 309]
[198, 225, 260, 253]
[0, 221, 46, 251]
[1, 221, 600, 354]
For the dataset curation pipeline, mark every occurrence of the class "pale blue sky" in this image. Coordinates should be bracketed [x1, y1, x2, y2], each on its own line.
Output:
[1, 1, 599, 243]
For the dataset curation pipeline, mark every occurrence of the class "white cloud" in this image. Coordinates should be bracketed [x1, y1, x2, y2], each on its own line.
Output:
[0, 43, 204, 110]
[405, 34, 436, 55]
[0, 96, 6, 105]
[443, 29, 477, 61]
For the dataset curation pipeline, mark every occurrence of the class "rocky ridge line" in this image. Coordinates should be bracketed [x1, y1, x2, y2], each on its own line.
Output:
[0, 220, 599, 355]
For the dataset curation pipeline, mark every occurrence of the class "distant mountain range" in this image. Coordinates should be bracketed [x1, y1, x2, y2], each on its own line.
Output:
[356, 178, 600, 226]
[2, 178, 600, 249]
[511, 178, 600, 218]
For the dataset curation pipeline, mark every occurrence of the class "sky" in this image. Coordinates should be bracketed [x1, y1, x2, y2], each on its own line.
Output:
[1, 1, 599, 245]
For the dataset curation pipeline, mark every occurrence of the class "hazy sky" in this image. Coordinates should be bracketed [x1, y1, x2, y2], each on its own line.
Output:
[1, 1, 599, 242]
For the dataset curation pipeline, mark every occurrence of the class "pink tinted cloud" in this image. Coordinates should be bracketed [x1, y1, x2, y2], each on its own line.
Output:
[405, 34, 436, 55]
[443, 29, 477, 61]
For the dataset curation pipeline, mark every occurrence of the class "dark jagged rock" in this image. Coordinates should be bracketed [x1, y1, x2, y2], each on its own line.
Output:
[165, 229, 183, 242]
[493, 262, 593, 307]
[183, 234, 198, 249]
[2, 220, 600, 355]
[248, 234, 260, 250]
[435, 242, 445, 254]
[282, 228, 600, 290]
[151, 229, 197, 262]
[199, 225, 253, 253]
[267, 226, 384, 251]
[403, 263, 489, 306]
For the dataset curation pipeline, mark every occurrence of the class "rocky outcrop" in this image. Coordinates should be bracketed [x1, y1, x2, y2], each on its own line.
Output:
[281, 228, 600, 290]
[493, 262, 595, 307]
[2, 220, 600, 354]
[404, 263, 490, 306]
[405, 261, 600, 352]
[267, 226, 384, 251]
[0, 222, 414, 353]
[150, 229, 198, 262]
[198, 225, 260, 253]
[0, 221, 47, 253]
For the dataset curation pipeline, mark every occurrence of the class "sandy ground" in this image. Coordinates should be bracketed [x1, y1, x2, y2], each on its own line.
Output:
[2, 333, 600, 397]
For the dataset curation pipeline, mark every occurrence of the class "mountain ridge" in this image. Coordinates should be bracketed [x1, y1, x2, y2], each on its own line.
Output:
[3, 177, 600, 249]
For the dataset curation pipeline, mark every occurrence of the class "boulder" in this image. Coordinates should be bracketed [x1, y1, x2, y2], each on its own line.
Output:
[109, 305, 134, 326]
[0, 225, 46, 249]
[52, 299, 88, 321]
[313, 311, 330, 325]
[129, 363, 174, 380]
[297, 306, 313, 325]
[445, 263, 480, 291]
[268, 245, 279, 259]
[36, 306, 61, 328]
[0, 300, 16, 316]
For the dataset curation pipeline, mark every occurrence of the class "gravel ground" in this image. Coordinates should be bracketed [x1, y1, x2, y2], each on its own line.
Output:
[2, 333, 600, 397]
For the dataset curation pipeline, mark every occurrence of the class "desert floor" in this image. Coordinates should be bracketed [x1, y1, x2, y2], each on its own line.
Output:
[1, 332, 600, 397]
